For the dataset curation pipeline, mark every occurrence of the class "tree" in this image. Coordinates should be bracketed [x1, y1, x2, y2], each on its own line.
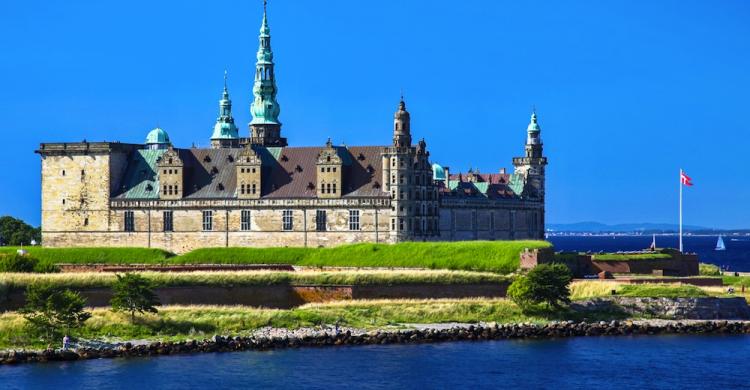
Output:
[0, 216, 41, 246]
[20, 284, 91, 342]
[508, 263, 573, 310]
[110, 273, 160, 321]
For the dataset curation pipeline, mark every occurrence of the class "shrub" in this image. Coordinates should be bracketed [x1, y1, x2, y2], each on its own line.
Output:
[508, 263, 573, 310]
[699, 263, 721, 276]
[110, 273, 160, 321]
[0, 254, 37, 272]
[0, 254, 60, 273]
[19, 284, 91, 341]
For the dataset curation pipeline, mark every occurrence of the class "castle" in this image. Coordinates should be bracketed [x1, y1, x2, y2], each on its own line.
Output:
[36, 5, 547, 253]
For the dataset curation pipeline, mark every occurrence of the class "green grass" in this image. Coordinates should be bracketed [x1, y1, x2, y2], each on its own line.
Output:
[0, 241, 549, 274]
[173, 241, 551, 273]
[699, 263, 721, 276]
[0, 270, 512, 291]
[591, 253, 673, 261]
[0, 299, 542, 349]
[722, 276, 750, 287]
[617, 284, 709, 298]
[0, 247, 173, 264]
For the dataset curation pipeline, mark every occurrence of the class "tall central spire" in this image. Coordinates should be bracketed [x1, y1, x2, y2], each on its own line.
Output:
[249, 0, 286, 146]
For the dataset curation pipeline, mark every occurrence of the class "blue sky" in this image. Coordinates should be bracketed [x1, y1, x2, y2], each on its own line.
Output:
[1, 0, 748, 228]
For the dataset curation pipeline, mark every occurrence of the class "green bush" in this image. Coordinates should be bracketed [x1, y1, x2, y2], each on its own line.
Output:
[110, 273, 160, 321]
[699, 263, 721, 276]
[19, 284, 91, 341]
[0, 254, 60, 273]
[0, 254, 37, 272]
[508, 263, 573, 310]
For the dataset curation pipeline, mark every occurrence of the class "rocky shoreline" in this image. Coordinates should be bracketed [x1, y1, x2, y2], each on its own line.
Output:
[3, 319, 750, 365]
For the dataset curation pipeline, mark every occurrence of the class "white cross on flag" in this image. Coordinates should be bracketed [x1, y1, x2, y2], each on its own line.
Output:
[680, 171, 693, 186]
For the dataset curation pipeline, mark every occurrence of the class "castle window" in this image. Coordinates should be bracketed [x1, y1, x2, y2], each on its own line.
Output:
[251, 183, 257, 194]
[326, 183, 331, 194]
[241, 210, 251, 231]
[391, 218, 396, 231]
[124, 211, 135, 232]
[252, 168, 256, 173]
[175, 185, 179, 194]
[332, 183, 337, 194]
[316, 210, 327, 232]
[399, 218, 404, 231]
[81, 169, 85, 177]
[163, 211, 173, 232]
[282, 210, 293, 231]
[202, 210, 213, 231]
[62, 199, 66, 205]
[83, 217, 89, 226]
[349, 210, 360, 231]
[62, 170, 66, 176]
[332, 167, 336, 173]
[320, 167, 325, 173]
[241, 184, 246, 194]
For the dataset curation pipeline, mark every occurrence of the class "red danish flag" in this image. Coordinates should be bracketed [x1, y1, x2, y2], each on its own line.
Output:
[680, 171, 693, 186]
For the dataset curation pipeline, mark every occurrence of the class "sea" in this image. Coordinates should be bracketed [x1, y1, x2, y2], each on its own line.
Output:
[2, 335, 750, 389]
[548, 235, 750, 272]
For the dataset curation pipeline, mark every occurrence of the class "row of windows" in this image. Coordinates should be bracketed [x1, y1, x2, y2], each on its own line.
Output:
[239, 183, 258, 195]
[239, 167, 257, 174]
[319, 167, 337, 173]
[123, 210, 363, 232]
[163, 185, 179, 195]
[321, 183, 337, 194]
[162, 169, 179, 175]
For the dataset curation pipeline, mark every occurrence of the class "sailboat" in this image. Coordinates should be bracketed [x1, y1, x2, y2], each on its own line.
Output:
[716, 235, 726, 251]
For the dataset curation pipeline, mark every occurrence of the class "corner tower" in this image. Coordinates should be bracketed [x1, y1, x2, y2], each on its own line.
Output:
[249, 1, 287, 147]
[513, 111, 548, 199]
[210, 71, 240, 148]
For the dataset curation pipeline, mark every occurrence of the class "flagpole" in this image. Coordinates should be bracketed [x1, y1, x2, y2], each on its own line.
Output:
[679, 168, 683, 253]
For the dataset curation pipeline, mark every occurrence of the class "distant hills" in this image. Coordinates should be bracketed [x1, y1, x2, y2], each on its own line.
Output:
[547, 221, 714, 233]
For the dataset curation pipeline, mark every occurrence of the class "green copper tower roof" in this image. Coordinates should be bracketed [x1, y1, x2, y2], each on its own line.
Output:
[211, 71, 240, 140]
[145, 127, 170, 145]
[249, 2, 281, 126]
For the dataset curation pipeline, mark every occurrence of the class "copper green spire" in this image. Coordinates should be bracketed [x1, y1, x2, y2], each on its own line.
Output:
[249, 0, 286, 146]
[211, 70, 239, 142]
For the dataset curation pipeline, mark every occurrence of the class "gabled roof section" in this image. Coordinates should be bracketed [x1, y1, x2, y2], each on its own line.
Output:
[115, 149, 165, 199]
[112, 145, 390, 200]
[442, 172, 523, 200]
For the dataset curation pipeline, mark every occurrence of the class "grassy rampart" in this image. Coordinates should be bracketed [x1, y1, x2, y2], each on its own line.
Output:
[0, 247, 173, 264]
[591, 253, 672, 261]
[0, 270, 511, 291]
[0, 241, 551, 274]
[174, 241, 550, 273]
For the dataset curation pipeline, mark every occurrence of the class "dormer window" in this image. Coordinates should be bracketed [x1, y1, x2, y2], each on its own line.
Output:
[211, 166, 219, 174]
[217, 183, 224, 191]
[357, 153, 365, 161]
[203, 155, 212, 163]
[227, 155, 234, 162]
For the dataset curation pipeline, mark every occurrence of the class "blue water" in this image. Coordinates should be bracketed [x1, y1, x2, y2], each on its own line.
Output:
[2, 335, 750, 389]
[548, 235, 750, 272]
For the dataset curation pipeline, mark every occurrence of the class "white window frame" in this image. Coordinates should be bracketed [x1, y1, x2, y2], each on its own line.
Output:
[241, 210, 251, 231]
[349, 210, 360, 231]
[202, 210, 213, 231]
[282, 210, 293, 231]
